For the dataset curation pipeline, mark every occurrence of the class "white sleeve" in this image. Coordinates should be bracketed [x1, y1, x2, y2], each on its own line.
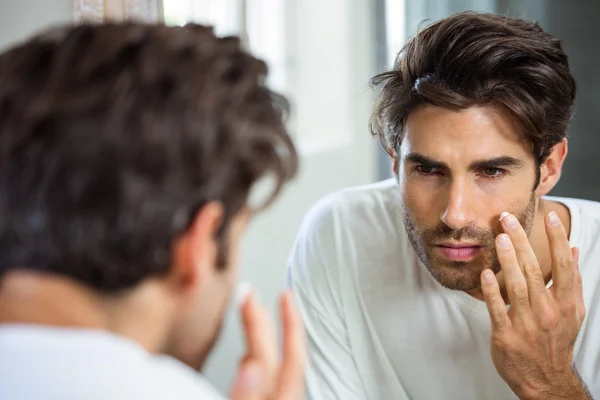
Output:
[287, 200, 368, 400]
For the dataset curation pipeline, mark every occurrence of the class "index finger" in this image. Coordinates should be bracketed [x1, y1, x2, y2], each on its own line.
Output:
[273, 291, 306, 399]
[500, 213, 548, 309]
[545, 211, 575, 300]
[240, 290, 278, 392]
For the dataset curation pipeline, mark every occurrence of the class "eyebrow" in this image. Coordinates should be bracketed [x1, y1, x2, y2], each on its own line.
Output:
[405, 152, 525, 171]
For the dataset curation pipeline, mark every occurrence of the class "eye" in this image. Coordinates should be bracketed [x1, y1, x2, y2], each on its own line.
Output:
[416, 165, 437, 174]
[480, 167, 505, 179]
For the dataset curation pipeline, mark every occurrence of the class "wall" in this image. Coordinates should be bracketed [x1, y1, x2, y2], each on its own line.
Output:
[531, 0, 600, 201]
[0, 0, 73, 50]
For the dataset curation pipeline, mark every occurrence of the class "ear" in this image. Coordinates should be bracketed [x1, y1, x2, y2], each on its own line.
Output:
[168, 202, 225, 293]
[388, 147, 399, 175]
[536, 139, 568, 197]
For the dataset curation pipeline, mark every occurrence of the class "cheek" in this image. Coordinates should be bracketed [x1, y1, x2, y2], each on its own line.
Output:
[221, 224, 248, 285]
[401, 181, 442, 224]
[401, 167, 442, 200]
[477, 188, 534, 227]
[228, 230, 246, 270]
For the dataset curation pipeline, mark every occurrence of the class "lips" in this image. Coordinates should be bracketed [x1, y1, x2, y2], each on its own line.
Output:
[436, 243, 482, 261]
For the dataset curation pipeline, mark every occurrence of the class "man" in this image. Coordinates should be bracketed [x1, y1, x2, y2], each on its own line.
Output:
[0, 23, 305, 399]
[288, 12, 599, 400]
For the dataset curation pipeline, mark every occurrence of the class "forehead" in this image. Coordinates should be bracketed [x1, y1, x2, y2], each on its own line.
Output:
[400, 105, 533, 162]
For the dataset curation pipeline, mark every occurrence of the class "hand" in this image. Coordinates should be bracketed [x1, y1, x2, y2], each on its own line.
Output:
[230, 290, 306, 400]
[480, 211, 590, 399]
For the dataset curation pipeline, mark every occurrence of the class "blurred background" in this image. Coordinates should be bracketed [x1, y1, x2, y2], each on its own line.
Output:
[0, 0, 598, 393]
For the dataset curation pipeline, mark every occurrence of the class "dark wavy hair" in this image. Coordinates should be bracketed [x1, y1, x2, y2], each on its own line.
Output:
[0, 23, 298, 291]
[370, 11, 576, 181]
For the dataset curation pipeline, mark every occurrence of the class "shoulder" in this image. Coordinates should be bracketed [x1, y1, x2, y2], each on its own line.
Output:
[558, 197, 600, 216]
[549, 196, 600, 233]
[287, 179, 404, 321]
[547, 196, 600, 269]
[287, 179, 406, 284]
[297, 178, 401, 240]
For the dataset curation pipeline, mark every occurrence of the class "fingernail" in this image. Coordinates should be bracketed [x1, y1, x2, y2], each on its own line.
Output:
[236, 282, 252, 308]
[483, 270, 494, 284]
[547, 211, 560, 226]
[499, 211, 510, 221]
[239, 363, 262, 390]
[498, 234, 511, 248]
[502, 215, 518, 229]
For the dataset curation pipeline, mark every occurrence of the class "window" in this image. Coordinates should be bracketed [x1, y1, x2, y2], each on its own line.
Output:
[162, 0, 291, 97]
[162, 0, 363, 151]
[385, 0, 406, 68]
[74, 0, 160, 23]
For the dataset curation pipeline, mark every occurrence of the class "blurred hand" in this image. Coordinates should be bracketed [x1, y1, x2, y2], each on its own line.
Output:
[230, 290, 306, 400]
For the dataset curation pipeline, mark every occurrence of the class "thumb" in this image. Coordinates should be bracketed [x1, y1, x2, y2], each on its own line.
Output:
[230, 360, 264, 400]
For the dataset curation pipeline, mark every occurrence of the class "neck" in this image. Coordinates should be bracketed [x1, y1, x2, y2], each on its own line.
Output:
[470, 198, 572, 302]
[0, 270, 173, 353]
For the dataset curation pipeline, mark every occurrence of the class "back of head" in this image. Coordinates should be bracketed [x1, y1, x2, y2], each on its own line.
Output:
[0, 23, 297, 291]
[370, 11, 576, 165]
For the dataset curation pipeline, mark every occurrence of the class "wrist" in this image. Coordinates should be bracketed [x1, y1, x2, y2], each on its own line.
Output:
[520, 371, 591, 400]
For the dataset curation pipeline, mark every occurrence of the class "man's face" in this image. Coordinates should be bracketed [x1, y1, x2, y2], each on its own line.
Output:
[399, 105, 538, 292]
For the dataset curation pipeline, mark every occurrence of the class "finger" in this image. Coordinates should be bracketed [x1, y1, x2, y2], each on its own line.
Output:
[273, 291, 306, 399]
[240, 291, 278, 392]
[500, 213, 548, 310]
[572, 247, 586, 324]
[572, 247, 580, 264]
[495, 233, 531, 318]
[481, 269, 511, 331]
[230, 360, 263, 400]
[545, 211, 575, 300]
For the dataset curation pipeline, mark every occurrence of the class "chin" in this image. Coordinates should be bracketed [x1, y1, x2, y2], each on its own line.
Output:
[421, 245, 502, 291]
[438, 269, 483, 291]
[427, 258, 489, 291]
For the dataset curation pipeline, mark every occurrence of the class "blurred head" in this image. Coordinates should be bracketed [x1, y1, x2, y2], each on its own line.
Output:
[0, 23, 297, 368]
[370, 12, 575, 291]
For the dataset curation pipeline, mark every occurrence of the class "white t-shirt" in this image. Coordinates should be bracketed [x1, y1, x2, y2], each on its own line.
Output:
[287, 179, 600, 400]
[0, 325, 227, 400]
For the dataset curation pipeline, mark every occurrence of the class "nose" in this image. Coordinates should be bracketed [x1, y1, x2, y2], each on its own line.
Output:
[440, 179, 477, 230]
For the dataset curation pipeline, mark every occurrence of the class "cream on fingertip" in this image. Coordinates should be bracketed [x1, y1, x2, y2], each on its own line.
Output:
[235, 282, 253, 308]
[499, 211, 510, 221]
